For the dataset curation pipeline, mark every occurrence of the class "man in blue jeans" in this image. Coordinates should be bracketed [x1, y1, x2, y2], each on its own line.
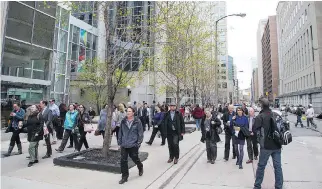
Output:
[253, 98, 283, 189]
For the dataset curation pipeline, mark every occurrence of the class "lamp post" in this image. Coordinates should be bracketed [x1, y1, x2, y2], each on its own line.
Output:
[214, 13, 246, 107]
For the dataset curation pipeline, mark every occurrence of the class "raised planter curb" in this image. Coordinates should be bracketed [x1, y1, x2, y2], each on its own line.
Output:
[53, 148, 149, 174]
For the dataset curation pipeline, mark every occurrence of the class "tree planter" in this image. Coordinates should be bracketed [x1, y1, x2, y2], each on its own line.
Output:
[53, 148, 148, 174]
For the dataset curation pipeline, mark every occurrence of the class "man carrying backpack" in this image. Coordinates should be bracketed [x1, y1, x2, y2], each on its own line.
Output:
[253, 98, 283, 189]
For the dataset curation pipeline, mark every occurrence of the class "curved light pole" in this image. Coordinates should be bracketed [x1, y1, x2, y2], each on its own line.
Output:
[214, 13, 246, 107]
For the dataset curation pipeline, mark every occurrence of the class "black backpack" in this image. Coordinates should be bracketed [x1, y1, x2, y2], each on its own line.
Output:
[269, 112, 292, 146]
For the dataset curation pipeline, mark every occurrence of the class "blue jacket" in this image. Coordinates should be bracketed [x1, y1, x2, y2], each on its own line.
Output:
[118, 117, 144, 148]
[231, 115, 249, 140]
[10, 108, 25, 130]
[153, 112, 164, 125]
[98, 109, 107, 131]
[64, 111, 79, 130]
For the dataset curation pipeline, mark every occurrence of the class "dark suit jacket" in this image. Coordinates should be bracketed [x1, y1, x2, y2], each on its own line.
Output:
[42, 107, 53, 133]
[163, 111, 185, 137]
[138, 107, 147, 117]
[248, 116, 256, 133]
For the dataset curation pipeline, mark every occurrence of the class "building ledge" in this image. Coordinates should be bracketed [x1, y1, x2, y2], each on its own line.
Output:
[278, 87, 322, 98]
[1, 75, 51, 86]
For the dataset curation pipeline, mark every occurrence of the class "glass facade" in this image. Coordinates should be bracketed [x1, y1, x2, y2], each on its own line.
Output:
[1, 1, 57, 105]
[68, 24, 97, 73]
[72, 2, 98, 27]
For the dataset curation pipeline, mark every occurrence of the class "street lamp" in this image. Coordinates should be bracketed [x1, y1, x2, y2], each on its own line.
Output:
[214, 13, 246, 107]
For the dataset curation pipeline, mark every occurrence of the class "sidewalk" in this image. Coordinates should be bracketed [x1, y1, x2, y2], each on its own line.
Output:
[2, 124, 322, 189]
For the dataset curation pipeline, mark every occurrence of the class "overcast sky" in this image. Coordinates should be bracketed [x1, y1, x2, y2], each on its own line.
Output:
[227, 0, 279, 89]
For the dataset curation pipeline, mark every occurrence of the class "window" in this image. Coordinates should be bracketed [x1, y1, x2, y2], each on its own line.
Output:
[58, 30, 68, 52]
[33, 11, 55, 48]
[35, 1, 57, 16]
[6, 2, 34, 42]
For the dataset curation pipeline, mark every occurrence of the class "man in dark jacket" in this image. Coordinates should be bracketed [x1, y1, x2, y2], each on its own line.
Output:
[39, 100, 53, 159]
[253, 98, 283, 189]
[295, 105, 304, 127]
[118, 107, 144, 184]
[163, 102, 185, 164]
[221, 104, 236, 161]
[137, 103, 147, 131]
[242, 103, 249, 116]
[246, 107, 259, 164]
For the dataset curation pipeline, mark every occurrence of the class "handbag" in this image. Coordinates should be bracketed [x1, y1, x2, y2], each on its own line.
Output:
[84, 124, 95, 132]
[301, 115, 307, 120]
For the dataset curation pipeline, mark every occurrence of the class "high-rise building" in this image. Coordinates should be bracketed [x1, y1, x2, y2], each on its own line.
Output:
[227, 55, 234, 104]
[262, 16, 279, 103]
[276, 1, 322, 111]
[257, 19, 267, 98]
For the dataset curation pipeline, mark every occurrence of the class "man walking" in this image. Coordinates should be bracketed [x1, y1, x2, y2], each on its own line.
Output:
[295, 105, 304, 128]
[163, 102, 185, 164]
[49, 99, 60, 144]
[254, 98, 283, 189]
[118, 107, 144, 184]
[40, 100, 53, 159]
[222, 105, 236, 161]
[246, 107, 258, 164]
[306, 104, 317, 129]
[138, 103, 147, 131]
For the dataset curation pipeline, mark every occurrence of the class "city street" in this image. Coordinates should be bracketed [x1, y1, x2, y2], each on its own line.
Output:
[1, 120, 322, 189]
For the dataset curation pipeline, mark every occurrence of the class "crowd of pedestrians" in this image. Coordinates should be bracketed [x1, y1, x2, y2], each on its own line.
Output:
[4, 97, 299, 189]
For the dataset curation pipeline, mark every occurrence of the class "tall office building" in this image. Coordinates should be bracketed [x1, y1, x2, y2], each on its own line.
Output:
[276, 1, 322, 111]
[257, 19, 267, 98]
[262, 16, 279, 103]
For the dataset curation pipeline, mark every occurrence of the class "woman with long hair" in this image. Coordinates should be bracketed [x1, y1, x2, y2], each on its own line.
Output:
[55, 104, 79, 152]
[114, 103, 126, 140]
[77, 104, 91, 151]
[231, 107, 249, 169]
[24, 105, 44, 167]
[58, 103, 67, 140]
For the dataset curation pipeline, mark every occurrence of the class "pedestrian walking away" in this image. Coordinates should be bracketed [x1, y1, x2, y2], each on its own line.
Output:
[118, 107, 144, 184]
[192, 104, 204, 131]
[295, 105, 304, 128]
[146, 106, 166, 146]
[231, 107, 250, 169]
[163, 102, 185, 164]
[253, 98, 283, 189]
[246, 107, 259, 164]
[56, 104, 79, 153]
[200, 109, 221, 164]
[138, 103, 148, 131]
[114, 103, 126, 142]
[96, 104, 108, 138]
[58, 103, 68, 140]
[3, 103, 25, 157]
[39, 100, 53, 159]
[222, 105, 236, 161]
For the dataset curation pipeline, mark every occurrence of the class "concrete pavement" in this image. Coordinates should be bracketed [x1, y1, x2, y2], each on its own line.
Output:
[1, 122, 322, 189]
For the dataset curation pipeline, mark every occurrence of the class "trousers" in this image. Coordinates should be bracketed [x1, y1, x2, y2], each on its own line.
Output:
[246, 135, 259, 160]
[167, 134, 180, 159]
[224, 133, 236, 159]
[148, 126, 166, 144]
[120, 147, 143, 179]
[28, 141, 39, 162]
[206, 138, 217, 161]
[58, 129, 78, 151]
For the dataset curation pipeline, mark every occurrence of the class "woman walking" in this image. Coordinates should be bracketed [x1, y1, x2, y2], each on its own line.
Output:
[231, 107, 249, 169]
[77, 104, 90, 151]
[58, 103, 67, 140]
[200, 110, 221, 164]
[114, 104, 126, 140]
[97, 104, 108, 138]
[24, 105, 44, 167]
[55, 104, 79, 152]
[146, 106, 166, 146]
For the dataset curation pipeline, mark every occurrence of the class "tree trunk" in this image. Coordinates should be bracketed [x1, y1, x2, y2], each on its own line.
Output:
[176, 78, 181, 108]
[102, 3, 113, 157]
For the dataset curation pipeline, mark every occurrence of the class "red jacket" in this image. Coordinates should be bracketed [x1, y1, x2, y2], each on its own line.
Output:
[179, 108, 185, 116]
[193, 107, 204, 119]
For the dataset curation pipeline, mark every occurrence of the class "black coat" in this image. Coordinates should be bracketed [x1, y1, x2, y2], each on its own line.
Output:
[200, 116, 221, 143]
[163, 111, 185, 136]
[221, 111, 236, 135]
[78, 111, 91, 132]
[24, 113, 44, 142]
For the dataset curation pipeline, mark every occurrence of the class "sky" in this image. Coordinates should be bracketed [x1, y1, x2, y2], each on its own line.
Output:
[227, 0, 279, 89]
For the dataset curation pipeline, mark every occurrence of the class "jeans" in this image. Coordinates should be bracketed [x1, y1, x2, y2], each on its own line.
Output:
[28, 141, 39, 162]
[120, 147, 143, 179]
[206, 138, 217, 161]
[10, 129, 21, 147]
[167, 134, 180, 159]
[295, 115, 303, 127]
[254, 149, 283, 189]
[44, 134, 52, 156]
[77, 130, 89, 151]
[224, 133, 236, 160]
[195, 119, 201, 129]
[234, 144, 244, 165]
[247, 135, 259, 160]
[148, 126, 166, 145]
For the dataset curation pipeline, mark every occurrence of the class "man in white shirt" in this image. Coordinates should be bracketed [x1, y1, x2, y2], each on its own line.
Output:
[306, 104, 317, 129]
